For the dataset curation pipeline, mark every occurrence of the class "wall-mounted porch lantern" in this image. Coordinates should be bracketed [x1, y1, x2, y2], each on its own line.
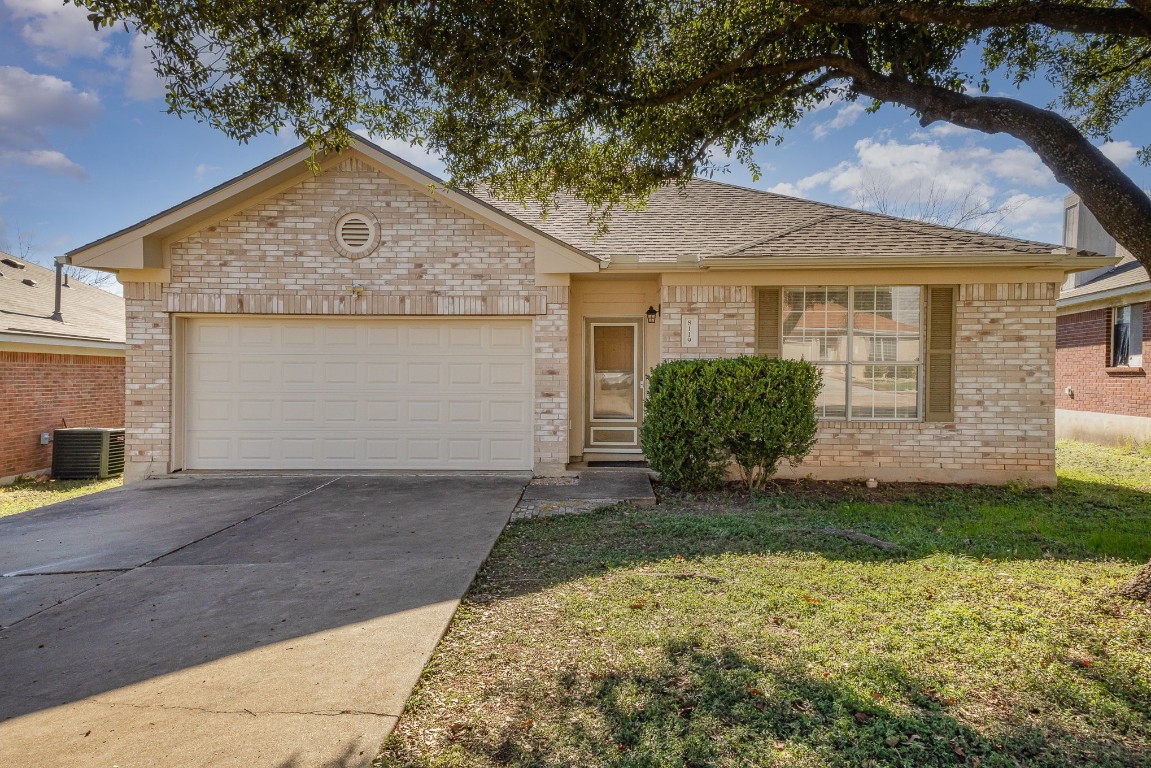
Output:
[645, 305, 660, 324]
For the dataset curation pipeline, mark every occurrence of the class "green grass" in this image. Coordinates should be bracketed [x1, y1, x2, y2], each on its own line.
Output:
[375, 441, 1151, 768]
[0, 476, 123, 518]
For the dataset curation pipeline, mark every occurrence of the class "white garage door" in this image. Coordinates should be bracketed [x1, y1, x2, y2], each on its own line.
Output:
[183, 317, 534, 470]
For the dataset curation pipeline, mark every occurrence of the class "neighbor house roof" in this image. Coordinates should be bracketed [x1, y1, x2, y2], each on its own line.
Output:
[785, 302, 919, 334]
[479, 178, 1104, 268]
[1059, 252, 1150, 303]
[0, 253, 125, 349]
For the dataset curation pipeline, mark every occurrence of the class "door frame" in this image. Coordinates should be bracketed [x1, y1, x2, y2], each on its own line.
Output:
[584, 317, 644, 453]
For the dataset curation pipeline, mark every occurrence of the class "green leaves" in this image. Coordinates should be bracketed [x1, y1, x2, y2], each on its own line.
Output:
[640, 356, 821, 492]
[65, 0, 1151, 262]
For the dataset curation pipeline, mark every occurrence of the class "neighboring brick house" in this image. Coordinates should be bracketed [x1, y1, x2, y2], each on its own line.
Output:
[1056, 195, 1151, 446]
[0, 253, 125, 483]
[68, 140, 1113, 486]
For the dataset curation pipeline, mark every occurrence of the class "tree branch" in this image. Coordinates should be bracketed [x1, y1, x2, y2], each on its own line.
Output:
[792, 0, 1151, 38]
[837, 61, 1151, 270]
[1131, 0, 1151, 23]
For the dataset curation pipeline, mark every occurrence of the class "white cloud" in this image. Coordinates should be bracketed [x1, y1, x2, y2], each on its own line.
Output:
[0, 149, 87, 178]
[124, 34, 166, 101]
[766, 134, 1066, 240]
[989, 146, 1056, 187]
[1099, 140, 1138, 168]
[813, 103, 866, 140]
[769, 163, 851, 196]
[767, 182, 803, 197]
[910, 122, 978, 141]
[4, 0, 111, 63]
[194, 162, 221, 182]
[0, 67, 97, 179]
[791, 137, 1055, 205]
[996, 193, 1064, 238]
[0, 66, 101, 148]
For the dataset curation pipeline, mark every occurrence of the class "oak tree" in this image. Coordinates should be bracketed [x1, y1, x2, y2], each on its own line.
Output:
[76, 0, 1151, 268]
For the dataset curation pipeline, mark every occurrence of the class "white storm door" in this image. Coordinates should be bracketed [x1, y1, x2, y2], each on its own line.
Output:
[586, 320, 642, 452]
[183, 317, 533, 470]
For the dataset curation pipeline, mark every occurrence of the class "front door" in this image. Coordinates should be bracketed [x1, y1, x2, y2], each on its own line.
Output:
[586, 320, 642, 452]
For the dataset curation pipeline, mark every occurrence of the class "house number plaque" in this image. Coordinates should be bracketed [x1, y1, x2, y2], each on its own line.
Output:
[682, 315, 699, 348]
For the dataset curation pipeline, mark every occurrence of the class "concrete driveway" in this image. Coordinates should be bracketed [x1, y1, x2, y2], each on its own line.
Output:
[0, 473, 527, 768]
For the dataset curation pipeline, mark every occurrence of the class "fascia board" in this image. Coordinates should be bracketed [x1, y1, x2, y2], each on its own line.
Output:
[0, 331, 126, 351]
[70, 140, 600, 273]
[697, 253, 1119, 270]
[69, 147, 319, 269]
[1057, 284, 1151, 312]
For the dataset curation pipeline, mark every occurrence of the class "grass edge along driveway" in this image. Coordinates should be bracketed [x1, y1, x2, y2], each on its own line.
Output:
[0, 476, 122, 519]
[376, 440, 1151, 768]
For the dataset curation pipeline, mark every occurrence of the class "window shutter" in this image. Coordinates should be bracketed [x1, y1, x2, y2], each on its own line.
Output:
[756, 287, 782, 358]
[925, 285, 957, 421]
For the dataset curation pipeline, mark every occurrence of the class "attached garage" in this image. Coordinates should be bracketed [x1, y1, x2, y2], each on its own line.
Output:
[180, 317, 534, 470]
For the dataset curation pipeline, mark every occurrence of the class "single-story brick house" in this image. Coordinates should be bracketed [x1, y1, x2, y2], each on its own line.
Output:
[67, 140, 1113, 486]
[0, 253, 125, 483]
[1056, 194, 1150, 446]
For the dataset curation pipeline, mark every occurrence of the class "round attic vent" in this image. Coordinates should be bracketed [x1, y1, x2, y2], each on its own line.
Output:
[340, 217, 371, 248]
[330, 209, 381, 259]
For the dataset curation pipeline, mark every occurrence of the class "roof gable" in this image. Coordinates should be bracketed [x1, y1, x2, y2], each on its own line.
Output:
[68, 138, 599, 273]
[1059, 252, 1151, 303]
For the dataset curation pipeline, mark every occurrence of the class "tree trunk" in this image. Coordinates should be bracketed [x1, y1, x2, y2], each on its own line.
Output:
[1118, 559, 1151, 602]
[847, 68, 1151, 271]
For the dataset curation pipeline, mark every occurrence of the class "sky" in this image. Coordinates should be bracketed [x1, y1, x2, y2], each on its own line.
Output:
[2, 0, 1150, 296]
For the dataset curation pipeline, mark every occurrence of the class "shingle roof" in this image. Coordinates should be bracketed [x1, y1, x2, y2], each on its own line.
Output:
[0, 253, 125, 345]
[1059, 252, 1150, 301]
[478, 178, 1065, 264]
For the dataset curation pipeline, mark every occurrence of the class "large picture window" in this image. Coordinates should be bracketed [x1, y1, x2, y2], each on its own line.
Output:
[782, 286, 923, 420]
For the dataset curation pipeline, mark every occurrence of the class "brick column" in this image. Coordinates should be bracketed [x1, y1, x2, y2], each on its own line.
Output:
[123, 282, 171, 482]
[533, 286, 570, 474]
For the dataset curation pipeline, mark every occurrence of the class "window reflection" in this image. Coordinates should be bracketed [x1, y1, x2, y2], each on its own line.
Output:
[782, 286, 922, 420]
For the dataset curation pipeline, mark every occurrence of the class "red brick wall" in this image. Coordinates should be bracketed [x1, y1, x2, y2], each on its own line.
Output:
[0, 351, 125, 478]
[1055, 307, 1151, 417]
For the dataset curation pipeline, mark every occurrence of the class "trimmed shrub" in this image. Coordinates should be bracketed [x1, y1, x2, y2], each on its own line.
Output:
[640, 360, 733, 491]
[641, 357, 821, 492]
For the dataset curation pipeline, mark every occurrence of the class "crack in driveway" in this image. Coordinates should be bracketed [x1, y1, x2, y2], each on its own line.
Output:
[99, 700, 397, 718]
[0, 477, 343, 630]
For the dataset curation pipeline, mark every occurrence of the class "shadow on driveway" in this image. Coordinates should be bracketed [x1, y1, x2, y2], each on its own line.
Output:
[0, 473, 526, 768]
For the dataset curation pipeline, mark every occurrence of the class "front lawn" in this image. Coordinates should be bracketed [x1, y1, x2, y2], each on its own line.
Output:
[0, 476, 123, 518]
[376, 441, 1151, 767]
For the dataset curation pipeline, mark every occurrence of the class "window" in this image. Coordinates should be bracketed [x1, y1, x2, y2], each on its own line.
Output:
[1110, 304, 1145, 368]
[780, 286, 923, 420]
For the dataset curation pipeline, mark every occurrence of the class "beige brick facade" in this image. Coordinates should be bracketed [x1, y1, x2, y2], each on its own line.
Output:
[122, 157, 567, 480]
[110, 149, 1063, 486]
[660, 281, 1059, 485]
[534, 286, 570, 472]
[660, 286, 756, 358]
[123, 282, 170, 479]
